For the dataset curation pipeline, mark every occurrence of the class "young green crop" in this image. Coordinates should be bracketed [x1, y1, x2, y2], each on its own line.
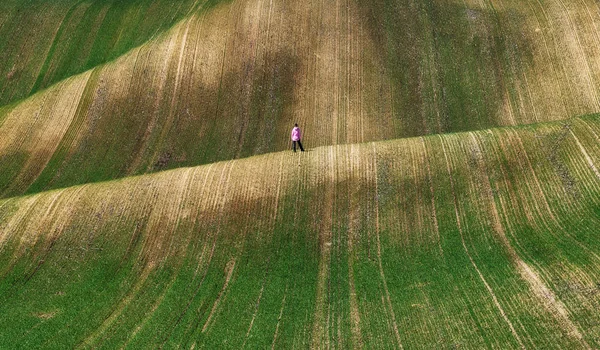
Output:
[3, 0, 600, 348]
[1, 116, 600, 347]
[4, 0, 600, 201]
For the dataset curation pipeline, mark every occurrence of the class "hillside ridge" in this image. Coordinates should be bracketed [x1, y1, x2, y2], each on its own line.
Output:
[0, 0, 230, 107]
[1, 112, 600, 347]
[3, 1, 600, 346]
[6, 0, 600, 200]
[0, 112, 598, 202]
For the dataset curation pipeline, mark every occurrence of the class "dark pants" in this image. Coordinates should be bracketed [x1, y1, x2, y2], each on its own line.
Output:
[293, 140, 304, 152]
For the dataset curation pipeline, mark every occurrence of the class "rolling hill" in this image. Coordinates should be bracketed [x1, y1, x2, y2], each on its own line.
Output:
[4, 0, 600, 198]
[2, 116, 600, 348]
[2, 0, 600, 348]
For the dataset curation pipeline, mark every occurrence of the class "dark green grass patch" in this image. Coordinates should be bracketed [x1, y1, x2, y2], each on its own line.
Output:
[0, 0, 233, 108]
[0, 152, 29, 198]
[355, 0, 535, 136]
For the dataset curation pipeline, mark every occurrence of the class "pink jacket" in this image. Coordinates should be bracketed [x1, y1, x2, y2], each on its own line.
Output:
[291, 127, 301, 141]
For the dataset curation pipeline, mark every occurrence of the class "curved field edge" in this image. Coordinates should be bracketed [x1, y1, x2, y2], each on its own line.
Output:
[6, 0, 600, 199]
[1, 115, 600, 348]
[0, 0, 231, 107]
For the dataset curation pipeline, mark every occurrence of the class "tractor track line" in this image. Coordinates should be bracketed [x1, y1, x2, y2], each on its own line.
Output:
[409, 140, 427, 243]
[242, 155, 285, 346]
[181, 161, 236, 338]
[439, 135, 525, 349]
[553, 0, 600, 109]
[29, 0, 87, 95]
[160, 235, 218, 347]
[570, 129, 600, 180]
[2, 74, 90, 196]
[78, 263, 155, 349]
[242, 278, 266, 348]
[311, 146, 336, 349]
[76, 177, 170, 346]
[371, 143, 403, 349]
[145, 21, 190, 170]
[530, 0, 575, 114]
[121, 270, 181, 349]
[124, 46, 159, 174]
[270, 284, 288, 350]
[470, 133, 590, 348]
[0, 187, 70, 286]
[29, 66, 103, 193]
[165, 169, 196, 253]
[201, 258, 236, 333]
[347, 144, 364, 348]
[0, 196, 43, 260]
[577, 0, 600, 77]
[523, 0, 569, 117]
[506, 129, 600, 264]
[234, 0, 265, 160]
[421, 137, 443, 256]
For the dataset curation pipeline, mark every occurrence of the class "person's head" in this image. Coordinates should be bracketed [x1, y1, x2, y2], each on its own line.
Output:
[294, 123, 298, 127]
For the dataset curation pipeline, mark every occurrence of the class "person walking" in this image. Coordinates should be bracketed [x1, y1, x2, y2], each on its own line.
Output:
[291, 123, 305, 152]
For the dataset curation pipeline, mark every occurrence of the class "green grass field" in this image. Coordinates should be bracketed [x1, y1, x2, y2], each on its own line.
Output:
[2, 0, 600, 348]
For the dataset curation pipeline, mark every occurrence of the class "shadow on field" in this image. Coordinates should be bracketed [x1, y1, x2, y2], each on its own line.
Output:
[0, 0, 234, 108]
[355, 0, 535, 136]
[4, 51, 303, 198]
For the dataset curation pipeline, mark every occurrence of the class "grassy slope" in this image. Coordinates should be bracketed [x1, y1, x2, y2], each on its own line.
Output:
[2, 0, 600, 348]
[4, 0, 600, 198]
[1, 115, 600, 348]
[0, 0, 223, 107]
